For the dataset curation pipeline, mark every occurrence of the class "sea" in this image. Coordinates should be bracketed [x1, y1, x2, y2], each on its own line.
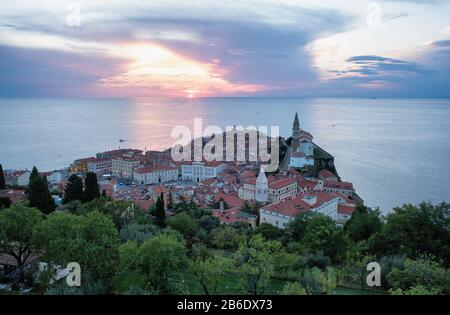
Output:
[1, 97, 449, 213]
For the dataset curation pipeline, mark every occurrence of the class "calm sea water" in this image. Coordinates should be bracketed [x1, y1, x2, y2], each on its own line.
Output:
[1, 97, 449, 212]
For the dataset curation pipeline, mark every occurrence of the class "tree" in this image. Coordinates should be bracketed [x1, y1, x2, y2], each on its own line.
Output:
[190, 254, 233, 295]
[281, 282, 307, 295]
[63, 174, 83, 204]
[167, 212, 198, 240]
[28, 174, 55, 214]
[83, 172, 100, 203]
[255, 223, 283, 240]
[0, 163, 5, 189]
[344, 204, 382, 242]
[389, 285, 441, 295]
[138, 234, 187, 294]
[295, 267, 337, 295]
[29, 166, 39, 183]
[235, 234, 282, 295]
[0, 203, 43, 267]
[298, 214, 348, 263]
[373, 202, 450, 265]
[34, 211, 119, 286]
[118, 241, 140, 272]
[119, 223, 159, 243]
[154, 195, 166, 227]
[285, 211, 317, 242]
[386, 257, 450, 294]
[211, 226, 246, 250]
[0, 196, 11, 209]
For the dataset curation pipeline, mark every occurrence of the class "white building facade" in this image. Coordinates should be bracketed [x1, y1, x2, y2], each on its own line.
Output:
[181, 161, 225, 181]
[112, 158, 141, 179]
[133, 166, 178, 185]
[5, 171, 31, 187]
[87, 158, 112, 176]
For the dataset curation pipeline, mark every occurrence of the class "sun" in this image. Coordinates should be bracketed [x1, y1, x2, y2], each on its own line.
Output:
[185, 89, 197, 99]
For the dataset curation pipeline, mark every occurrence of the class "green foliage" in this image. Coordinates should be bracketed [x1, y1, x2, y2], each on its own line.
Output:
[389, 285, 441, 295]
[72, 198, 139, 230]
[344, 204, 382, 242]
[292, 267, 337, 295]
[255, 223, 283, 240]
[138, 233, 187, 294]
[211, 226, 246, 250]
[119, 223, 159, 243]
[296, 213, 348, 263]
[372, 202, 450, 265]
[83, 172, 100, 203]
[63, 174, 83, 204]
[118, 241, 140, 271]
[281, 282, 307, 295]
[340, 254, 375, 290]
[198, 215, 220, 233]
[29, 166, 39, 183]
[154, 195, 166, 227]
[58, 200, 82, 213]
[27, 169, 55, 214]
[167, 212, 199, 240]
[379, 255, 405, 288]
[0, 164, 5, 189]
[45, 272, 107, 295]
[0, 203, 43, 266]
[295, 251, 331, 271]
[235, 234, 282, 295]
[285, 211, 316, 242]
[0, 196, 11, 209]
[190, 254, 233, 295]
[34, 211, 119, 286]
[386, 257, 450, 294]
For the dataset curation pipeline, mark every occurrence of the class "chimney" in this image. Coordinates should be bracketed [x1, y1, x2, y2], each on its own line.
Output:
[302, 195, 317, 206]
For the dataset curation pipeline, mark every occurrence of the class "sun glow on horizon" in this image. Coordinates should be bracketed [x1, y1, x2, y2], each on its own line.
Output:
[100, 42, 265, 97]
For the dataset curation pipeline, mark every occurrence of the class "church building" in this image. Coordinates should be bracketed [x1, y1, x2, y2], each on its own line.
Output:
[289, 113, 315, 168]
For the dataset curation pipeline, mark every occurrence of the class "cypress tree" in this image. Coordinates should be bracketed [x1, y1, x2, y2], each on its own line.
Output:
[155, 195, 166, 227]
[29, 166, 39, 183]
[83, 172, 100, 203]
[0, 164, 5, 189]
[63, 174, 83, 204]
[28, 175, 56, 214]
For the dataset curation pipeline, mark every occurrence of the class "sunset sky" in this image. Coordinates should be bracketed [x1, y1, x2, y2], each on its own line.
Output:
[1, 0, 449, 98]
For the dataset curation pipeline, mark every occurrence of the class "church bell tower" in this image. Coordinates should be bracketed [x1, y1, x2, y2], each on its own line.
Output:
[292, 113, 300, 151]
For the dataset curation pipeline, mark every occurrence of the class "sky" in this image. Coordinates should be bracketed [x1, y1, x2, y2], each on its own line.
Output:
[0, 0, 449, 98]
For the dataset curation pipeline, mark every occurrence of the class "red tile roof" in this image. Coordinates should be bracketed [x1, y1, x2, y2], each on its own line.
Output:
[269, 178, 297, 189]
[134, 165, 177, 174]
[319, 169, 336, 179]
[214, 193, 245, 208]
[262, 197, 311, 216]
[338, 204, 355, 215]
[323, 181, 354, 191]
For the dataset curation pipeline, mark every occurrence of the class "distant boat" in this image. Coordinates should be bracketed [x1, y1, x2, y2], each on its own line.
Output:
[119, 139, 125, 142]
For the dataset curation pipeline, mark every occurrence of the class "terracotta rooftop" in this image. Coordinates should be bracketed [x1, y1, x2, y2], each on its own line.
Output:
[269, 178, 297, 189]
[134, 165, 177, 174]
[319, 169, 336, 179]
